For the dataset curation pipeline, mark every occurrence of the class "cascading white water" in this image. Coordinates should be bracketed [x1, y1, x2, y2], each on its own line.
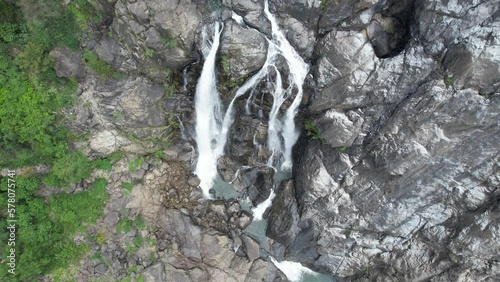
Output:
[214, 1, 309, 169]
[194, 0, 308, 195]
[194, 22, 224, 198]
[193, 6, 333, 282]
[263, 0, 309, 168]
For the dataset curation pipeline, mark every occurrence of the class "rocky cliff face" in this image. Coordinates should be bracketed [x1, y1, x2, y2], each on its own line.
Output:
[276, 0, 500, 280]
[56, 0, 500, 281]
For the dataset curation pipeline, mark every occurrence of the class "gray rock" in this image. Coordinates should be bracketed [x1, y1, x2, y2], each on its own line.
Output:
[142, 262, 165, 282]
[158, 209, 202, 261]
[94, 264, 107, 274]
[220, 20, 268, 79]
[187, 176, 201, 187]
[104, 211, 120, 227]
[241, 235, 260, 261]
[290, 0, 500, 280]
[236, 212, 253, 230]
[267, 180, 300, 247]
[242, 167, 275, 206]
[208, 200, 228, 221]
[130, 169, 145, 180]
[49, 47, 82, 78]
[89, 130, 130, 157]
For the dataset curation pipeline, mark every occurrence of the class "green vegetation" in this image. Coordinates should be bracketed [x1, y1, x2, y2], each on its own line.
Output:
[320, 0, 329, 10]
[68, 0, 102, 30]
[444, 75, 454, 87]
[83, 50, 122, 80]
[304, 119, 324, 142]
[134, 216, 146, 230]
[0, 177, 109, 281]
[43, 151, 93, 188]
[161, 32, 178, 49]
[121, 182, 134, 196]
[337, 146, 347, 152]
[128, 158, 143, 171]
[221, 54, 230, 75]
[116, 218, 134, 233]
[94, 158, 113, 171]
[145, 47, 155, 58]
[133, 235, 144, 247]
[116, 216, 146, 233]
[0, 1, 111, 280]
[0, 0, 90, 169]
[125, 243, 138, 254]
[165, 83, 177, 97]
[154, 150, 165, 159]
[95, 232, 108, 245]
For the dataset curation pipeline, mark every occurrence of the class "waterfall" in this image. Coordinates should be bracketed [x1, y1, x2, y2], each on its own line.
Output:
[194, 0, 308, 195]
[194, 22, 224, 198]
[192, 4, 333, 282]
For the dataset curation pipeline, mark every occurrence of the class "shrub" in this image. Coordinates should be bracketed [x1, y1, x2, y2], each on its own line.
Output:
[304, 119, 324, 142]
[43, 151, 93, 188]
[116, 218, 133, 233]
[95, 232, 108, 245]
[128, 158, 143, 171]
[153, 150, 164, 159]
[94, 159, 113, 171]
[0, 177, 108, 281]
[121, 182, 134, 196]
[145, 47, 154, 58]
[161, 33, 177, 49]
[82, 50, 122, 80]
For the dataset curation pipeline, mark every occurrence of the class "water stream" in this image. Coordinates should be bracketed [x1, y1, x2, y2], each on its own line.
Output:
[192, 1, 333, 281]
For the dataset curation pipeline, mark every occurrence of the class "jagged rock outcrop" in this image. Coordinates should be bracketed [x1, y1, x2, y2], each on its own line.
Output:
[94, 0, 201, 79]
[271, 0, 500, 280]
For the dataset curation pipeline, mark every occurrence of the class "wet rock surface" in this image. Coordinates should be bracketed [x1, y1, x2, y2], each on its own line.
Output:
[280, 0, 500, 280]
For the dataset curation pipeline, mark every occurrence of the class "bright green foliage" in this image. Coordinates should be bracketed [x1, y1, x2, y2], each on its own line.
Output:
[0, 177, 109, 281]
[107, 151, 124, 163]
[154, 150, 165, 159]
[83, 50, 122, 80]
[128, 158, 143, 171]
[304, 119, 324, 142]
[94, 159, 113, 171]
[116, 218, 134, 233]
[134, 216, 145, 230]
[0, 0, 80, 169]
[125, 243, 138, 254]
[133, 235, 144, 247]
[43, 151, 94, 188]
[121, 182, 134, 196]
[138, 274, 145, 282]
[68, 0, 102, 30]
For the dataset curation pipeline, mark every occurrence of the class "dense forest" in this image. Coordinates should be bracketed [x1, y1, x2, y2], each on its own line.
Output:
[0, 1, 112, 280]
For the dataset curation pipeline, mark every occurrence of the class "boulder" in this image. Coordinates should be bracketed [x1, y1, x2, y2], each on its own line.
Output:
[220, 20, 268, 79]
[49, 47, 83, 78]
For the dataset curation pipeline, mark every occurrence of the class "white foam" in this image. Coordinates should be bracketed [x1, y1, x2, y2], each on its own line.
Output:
[270, 257, 317, 282]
